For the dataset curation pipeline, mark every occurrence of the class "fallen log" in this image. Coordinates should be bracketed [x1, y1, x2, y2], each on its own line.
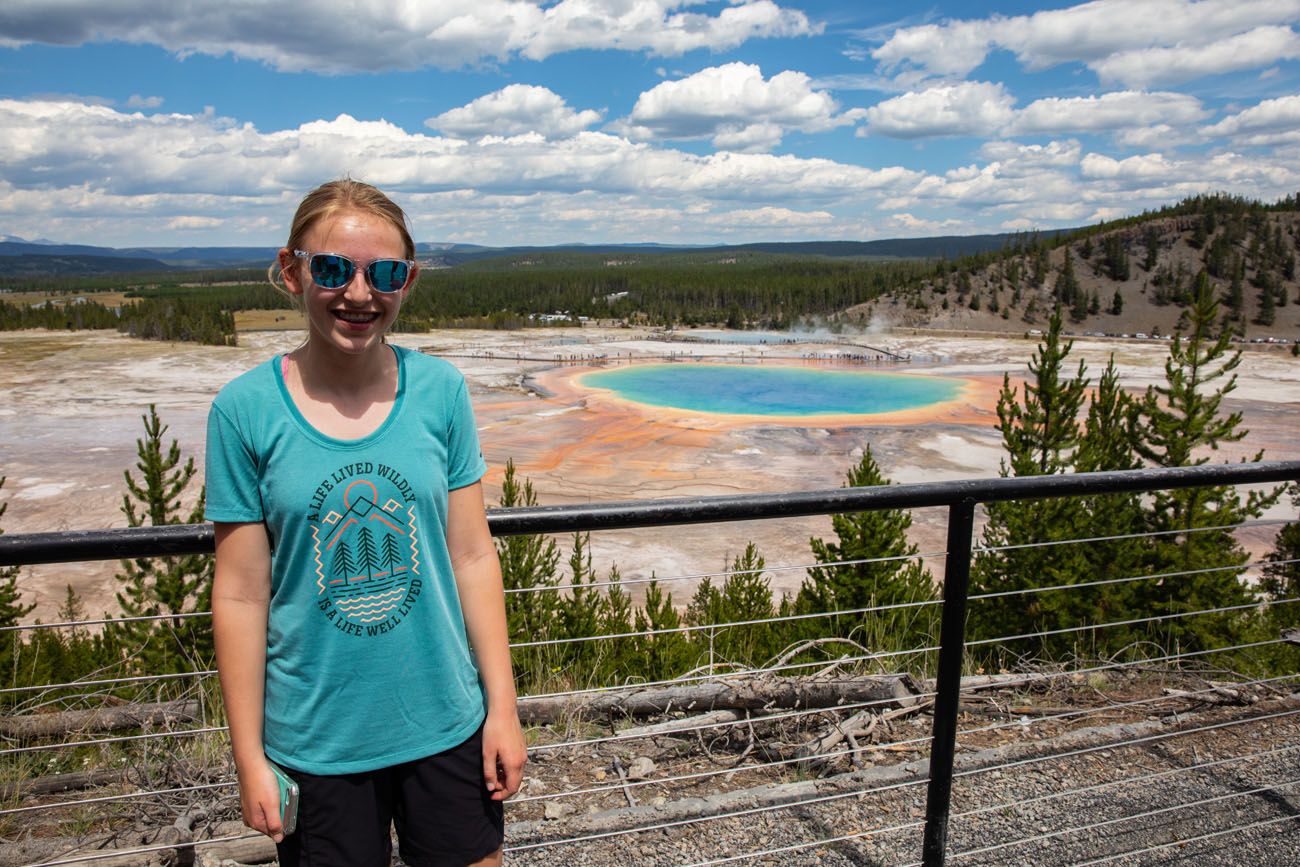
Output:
[0, 767, 124, 800]
[519, 674, 921, 725]
[0, 700, 201, 739]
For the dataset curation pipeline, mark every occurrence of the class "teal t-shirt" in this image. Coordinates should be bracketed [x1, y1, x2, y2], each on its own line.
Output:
[204, 345, 488, 774]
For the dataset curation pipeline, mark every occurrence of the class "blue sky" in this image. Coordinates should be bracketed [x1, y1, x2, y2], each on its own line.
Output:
[1, 0, 1298, 247]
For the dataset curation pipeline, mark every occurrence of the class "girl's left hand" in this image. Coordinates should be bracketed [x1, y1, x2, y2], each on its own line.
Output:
[482, 710, 527, 800]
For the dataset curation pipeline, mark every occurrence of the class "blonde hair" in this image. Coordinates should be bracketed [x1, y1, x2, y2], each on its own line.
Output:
[267, 179, 416, 296]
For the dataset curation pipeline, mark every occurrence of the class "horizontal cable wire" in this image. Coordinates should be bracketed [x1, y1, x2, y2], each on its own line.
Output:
[0, 668, 215, 697]
[505, 766, 933, 854]
[682, 819, 926, 867]
[954, 675, 1299, 749]
[965, 597, 1300, 649]
[526, 690, 940, 757]
[519, 629, 1283, 708]
[967, 559, 1296, 605]
[1072, 813, 1300, 866]
[505, 548, 947, 596]
[512, 603, 945, 649]
[0, 725, 226, 758]
[0, 780, 232, 817]
[0, 610, 210, 634]
[957, 706, 1300, 784]
[518, 697, 944, 800]
[941, 742, 1300, 849]
[29, 832, 262, 867]
[944, 776, 1300, 862]
[973, 517, 1291, 555]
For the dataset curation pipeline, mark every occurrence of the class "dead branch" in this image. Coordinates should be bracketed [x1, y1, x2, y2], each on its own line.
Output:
[769, 638, 871, 669]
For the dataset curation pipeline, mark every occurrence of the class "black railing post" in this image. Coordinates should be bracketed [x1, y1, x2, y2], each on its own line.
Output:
[922, 497, 977, 866]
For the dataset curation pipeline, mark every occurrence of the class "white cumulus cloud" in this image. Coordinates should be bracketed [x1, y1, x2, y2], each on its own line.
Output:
[862, 81, 1015, 139]
[427, 85, 601, 140]
[872, 0, 1300, 87]
[1093, 25, 1300, 87]
[1013, 91, 1208, 134]
[125, 94, 163, 109]
[1201, 93, 1300, 145]
[621, 63, 847, 152]
[0, 0, 816, 73]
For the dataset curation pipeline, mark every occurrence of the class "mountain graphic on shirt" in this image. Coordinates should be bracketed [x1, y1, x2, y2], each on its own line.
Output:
[310, 477, 421, 624]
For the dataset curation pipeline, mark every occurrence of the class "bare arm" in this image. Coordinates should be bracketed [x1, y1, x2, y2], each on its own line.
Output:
[212, 521, 285, 841]
[447, 482, 526, 800]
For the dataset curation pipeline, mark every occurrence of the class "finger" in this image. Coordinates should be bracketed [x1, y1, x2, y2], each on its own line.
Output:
[483, 748, 500, 793]
[262, 800, 285, 843]
[502, 756, 524, 798]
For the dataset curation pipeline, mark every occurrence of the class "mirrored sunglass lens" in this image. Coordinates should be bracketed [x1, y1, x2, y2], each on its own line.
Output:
[310, 254, 355, 288]
[367, 260, 409, 292]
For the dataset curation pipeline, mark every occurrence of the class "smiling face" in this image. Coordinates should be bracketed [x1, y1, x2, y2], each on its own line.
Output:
[280, 209, 416, 359]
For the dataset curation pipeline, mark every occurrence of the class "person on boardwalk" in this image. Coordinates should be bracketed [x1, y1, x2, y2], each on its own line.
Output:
[205, 179, 525, 866]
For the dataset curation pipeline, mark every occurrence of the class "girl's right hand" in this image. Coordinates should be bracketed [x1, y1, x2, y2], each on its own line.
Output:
[237, 759, 286, 843]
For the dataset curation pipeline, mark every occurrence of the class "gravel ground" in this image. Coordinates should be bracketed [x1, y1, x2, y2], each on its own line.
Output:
[503, 691, 1300, 867]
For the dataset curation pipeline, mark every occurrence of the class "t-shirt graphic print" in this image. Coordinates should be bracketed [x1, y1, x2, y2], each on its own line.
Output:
[312, 468, 422, 635]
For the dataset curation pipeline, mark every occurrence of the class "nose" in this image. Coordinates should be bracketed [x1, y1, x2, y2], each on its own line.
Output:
[341, 266, 373, 303]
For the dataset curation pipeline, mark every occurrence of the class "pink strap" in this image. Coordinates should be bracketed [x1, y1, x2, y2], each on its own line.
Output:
[281, 355, 290, 378]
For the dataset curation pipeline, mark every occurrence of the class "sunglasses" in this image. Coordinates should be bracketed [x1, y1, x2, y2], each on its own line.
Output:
[293, 250, 414, 293]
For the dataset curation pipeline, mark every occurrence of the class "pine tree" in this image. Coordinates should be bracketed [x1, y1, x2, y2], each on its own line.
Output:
[634, 579, 693, 678]
[1142, 226, 1160, 271]
[1255, 272, 1277, 325]
[1054, 248, 1079, 309]
[0, 477, 36, 694]
[112, 405, 213, 676]
[968, 309, 1092, 662]
[1070, 359, 1151, 655]
[493, 460, 561, 689]
[559, 532, 602, 679]
[798, 447, 937, 656]
[596, 564, 637, 683]
[1133, 273, 1280, 651]
[687, 543, 778, 669]
[1260, 484, 1300, 632]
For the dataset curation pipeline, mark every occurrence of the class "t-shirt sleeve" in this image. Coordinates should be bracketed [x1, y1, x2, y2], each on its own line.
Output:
[447, 378, 487, 491]
[204, 401, 264, 522]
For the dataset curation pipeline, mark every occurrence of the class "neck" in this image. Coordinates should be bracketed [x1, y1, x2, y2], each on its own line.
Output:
[292, 338, 395, 399]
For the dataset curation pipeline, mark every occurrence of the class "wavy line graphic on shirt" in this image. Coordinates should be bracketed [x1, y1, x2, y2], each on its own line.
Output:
[332, 588, 408, 621]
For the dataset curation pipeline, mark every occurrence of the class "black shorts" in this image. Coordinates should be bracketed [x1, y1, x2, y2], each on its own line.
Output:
[275, 724, 503, 867]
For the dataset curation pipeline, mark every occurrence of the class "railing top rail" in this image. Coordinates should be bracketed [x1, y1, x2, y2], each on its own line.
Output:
[2, 460, 1298, 567]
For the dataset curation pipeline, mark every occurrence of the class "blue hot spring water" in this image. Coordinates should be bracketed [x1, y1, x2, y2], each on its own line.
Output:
[580, 364, 963, 417]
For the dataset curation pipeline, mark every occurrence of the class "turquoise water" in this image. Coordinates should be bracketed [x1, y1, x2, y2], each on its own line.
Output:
[581, 364, 963, 417]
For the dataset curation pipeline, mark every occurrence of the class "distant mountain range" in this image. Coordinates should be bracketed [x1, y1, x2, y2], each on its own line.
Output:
[0, 231, 1058, 276]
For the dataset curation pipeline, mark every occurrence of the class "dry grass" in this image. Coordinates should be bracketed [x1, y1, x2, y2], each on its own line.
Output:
[233, 309, 302, 331]
[0, 290, 137, 308]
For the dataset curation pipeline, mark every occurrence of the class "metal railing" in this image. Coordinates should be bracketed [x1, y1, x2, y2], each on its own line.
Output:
[2, 459, 1298, 866]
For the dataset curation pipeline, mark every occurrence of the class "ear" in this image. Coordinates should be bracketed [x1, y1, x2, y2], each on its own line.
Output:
[279, 248, 306, 296]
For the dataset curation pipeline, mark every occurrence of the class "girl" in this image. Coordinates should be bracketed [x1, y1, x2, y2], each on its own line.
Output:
[206, 179, 525, 866]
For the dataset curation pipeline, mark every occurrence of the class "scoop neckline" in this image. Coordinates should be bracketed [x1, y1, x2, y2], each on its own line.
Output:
[273, 345, 406, 449]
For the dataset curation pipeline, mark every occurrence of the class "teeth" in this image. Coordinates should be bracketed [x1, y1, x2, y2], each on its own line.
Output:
[335, 311, 377, 323]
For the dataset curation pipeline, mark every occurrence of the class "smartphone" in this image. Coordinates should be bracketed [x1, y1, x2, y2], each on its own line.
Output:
[267, 761, 299, 836]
